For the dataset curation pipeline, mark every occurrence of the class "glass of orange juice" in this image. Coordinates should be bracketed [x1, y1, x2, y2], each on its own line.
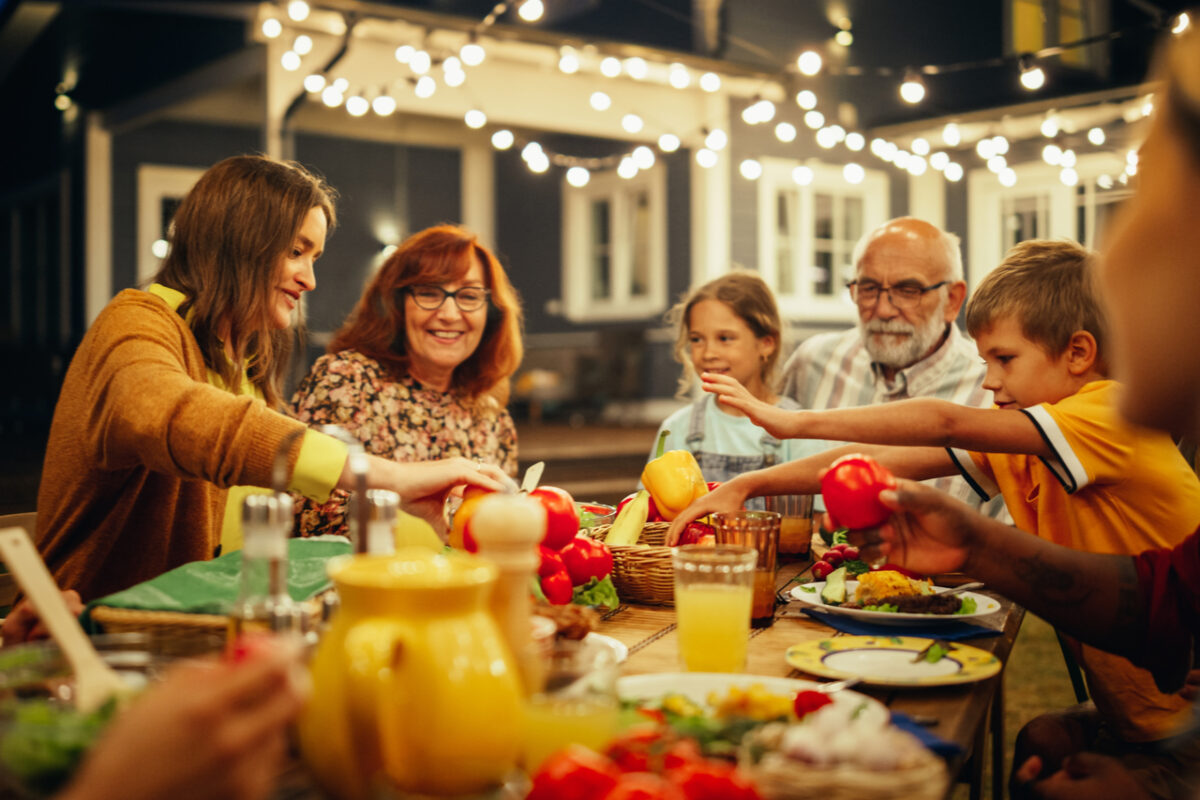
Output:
[765, 494, 814, 558]
[711, 511, 781, 627]
[672, 545, 756, 672]
[521, 638, 619, 773]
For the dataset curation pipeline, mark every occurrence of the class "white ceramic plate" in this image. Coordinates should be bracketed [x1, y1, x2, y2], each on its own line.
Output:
[617, 672, 886, 725]
[586, 632, 629, 664]
[789, 581, 1001, 625]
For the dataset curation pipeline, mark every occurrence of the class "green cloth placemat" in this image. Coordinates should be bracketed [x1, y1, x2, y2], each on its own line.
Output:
[82, 539, 351, 630]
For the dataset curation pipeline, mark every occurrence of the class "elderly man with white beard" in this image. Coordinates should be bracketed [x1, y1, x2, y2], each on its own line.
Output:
[780, 216, 1004, 513]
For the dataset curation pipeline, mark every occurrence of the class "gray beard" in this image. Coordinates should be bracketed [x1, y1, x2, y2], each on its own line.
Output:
[859, 299, 948, 368]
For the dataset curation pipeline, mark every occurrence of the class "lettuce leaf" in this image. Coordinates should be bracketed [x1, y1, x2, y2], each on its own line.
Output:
[572, 575, 619, 610]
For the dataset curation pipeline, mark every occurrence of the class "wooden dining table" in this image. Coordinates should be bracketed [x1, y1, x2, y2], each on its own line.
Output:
[596, 557, 1025, 800]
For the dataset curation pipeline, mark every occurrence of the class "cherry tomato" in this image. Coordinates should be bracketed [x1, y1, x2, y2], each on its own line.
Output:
[829, 543, 849, 553]
[811, 560, 833, 580]
[531, 486, 582, 550]
[560, 536, 614, 586]
[841, 546, 859, 561]
[527, 745, 620, 800]
[540, 567, 574, 605]
[820, 453, 897, 530]
[822, 550, 844, 568]
[793, 690, 834, 719]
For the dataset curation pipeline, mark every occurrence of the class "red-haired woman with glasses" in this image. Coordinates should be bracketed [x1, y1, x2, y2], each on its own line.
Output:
[291, 224, 524, 537]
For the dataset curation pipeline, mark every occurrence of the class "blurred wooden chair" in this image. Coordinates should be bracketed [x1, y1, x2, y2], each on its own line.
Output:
[0, 511, 36, 612]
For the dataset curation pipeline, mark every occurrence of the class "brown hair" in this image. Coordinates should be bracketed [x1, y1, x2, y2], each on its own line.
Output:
[152, 154, 336, 408]
[329, 224, 523, 405]
[668, 271, 782, 399]
[966, 239, 1107, 369]
[1162, 14, 1200, 166]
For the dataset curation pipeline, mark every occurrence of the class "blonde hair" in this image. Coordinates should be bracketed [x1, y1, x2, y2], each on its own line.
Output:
[966, 239, 1107, 370]
[153, 155, 336, 408]
[667, 271, 782, 399]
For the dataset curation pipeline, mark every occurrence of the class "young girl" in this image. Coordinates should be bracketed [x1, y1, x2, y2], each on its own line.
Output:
[650, 272, 827, 506]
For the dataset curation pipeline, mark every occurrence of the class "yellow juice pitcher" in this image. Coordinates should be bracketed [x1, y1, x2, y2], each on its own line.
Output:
[298, 548, 523, 799]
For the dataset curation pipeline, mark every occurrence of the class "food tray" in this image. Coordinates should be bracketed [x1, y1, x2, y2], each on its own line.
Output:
[584, 522, 675, 606]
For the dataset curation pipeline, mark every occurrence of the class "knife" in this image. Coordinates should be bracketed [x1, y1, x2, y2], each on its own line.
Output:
[520, 461, 545, 493]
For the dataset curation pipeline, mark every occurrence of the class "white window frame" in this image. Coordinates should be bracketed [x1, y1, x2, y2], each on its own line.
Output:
[137, 164, 205, 284]
[757, 157, 888, 324]
[967, 151, 1125, 288]
[561, 165, 667, 322]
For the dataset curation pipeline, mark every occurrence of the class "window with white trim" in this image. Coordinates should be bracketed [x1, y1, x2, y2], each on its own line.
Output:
[561, 166, 666, 322]
[757, 158, 888, 323]
[137, 164, 205, 284]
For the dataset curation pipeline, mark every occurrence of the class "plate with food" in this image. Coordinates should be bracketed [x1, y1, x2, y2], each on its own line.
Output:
[785, 635, 1002, 687]
[789, 569, 1000, 625]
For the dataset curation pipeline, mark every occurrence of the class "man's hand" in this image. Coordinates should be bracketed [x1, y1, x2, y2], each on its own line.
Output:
[666, 479, 752, 545]
[844, 479, 976, 576]
[1, 590, 84, 646]
[1013, 753, 1152, 800]
[700, 373, 801, 439]
[58, 637, 309, 800]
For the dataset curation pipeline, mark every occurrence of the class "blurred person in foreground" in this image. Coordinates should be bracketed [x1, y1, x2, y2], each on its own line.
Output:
[289, 224, 523, 539]
[27, 155, 507, 608]
[830, 18, 1200, 800]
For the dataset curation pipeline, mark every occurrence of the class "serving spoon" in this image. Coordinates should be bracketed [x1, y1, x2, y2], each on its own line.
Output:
[0, 527, 131, 712]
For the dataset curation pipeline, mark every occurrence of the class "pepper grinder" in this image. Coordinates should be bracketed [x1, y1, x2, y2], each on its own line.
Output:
[470, 492, 547, 695]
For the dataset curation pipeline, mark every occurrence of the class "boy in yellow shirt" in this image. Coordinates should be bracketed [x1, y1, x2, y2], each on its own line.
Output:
[673, 239, 1200, 798]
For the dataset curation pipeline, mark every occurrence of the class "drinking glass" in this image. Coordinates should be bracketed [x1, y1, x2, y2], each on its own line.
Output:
[764, 494, 814, 558]
[521, 637, 619, 772]
[710, 511, 781, 626]
[672, 544, 756, 672]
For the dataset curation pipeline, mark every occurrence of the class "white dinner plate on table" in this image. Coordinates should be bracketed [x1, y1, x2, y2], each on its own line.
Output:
[785, 636, 1002, 687]
[789, 581, 1001, 626]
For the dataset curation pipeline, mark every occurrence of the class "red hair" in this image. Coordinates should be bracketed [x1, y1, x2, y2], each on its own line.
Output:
[329, 225, 523, 405]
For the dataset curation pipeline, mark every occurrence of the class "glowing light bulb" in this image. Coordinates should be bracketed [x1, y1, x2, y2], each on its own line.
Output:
[668, 63, 690, 89]
[976, 138, 996, 160]
[491, 129, 514, 150]
[558, 47, 579, 74]
[443, 69, 466, 88]
[566, 167, 590, 187]
[942, 123, 961, 147]
[907, 156, 927, 176]
[261, 18, 282, 38]
[333, 77, 349, 93]
[1042, 144, 1063, 165]
[1019, 63, 1045, 91]
[409, 51, 431, 75]
[1087, 127, 1106, 146]
[704, 128, 727, 151]
[522, 142, 543, 161]
[395, 45, 414, 63]
[1060, 149, 1076, 168]
[464, 109, 487, 129]
[658, 133, 681, 152]
[911, 137, 930, 155]
[617, 156, 638, 179]
[518, 0, 544, 22]
[893, 150, 911, 169]
[792, 165, 814, 185]
[372, 95, 396, 116]
[281, 51, 301, 71]
[151, 238, 168, 259]
[804, 110, 824, 129]
[589, 91, 611, 111]
[624, 57, 647, 80]
[1060, 167, 1079, 186]
[1097, 174, 1114, 190]
[696, 148, 718, 168]
[345, 95, 369, 117]
[1041, 116, 1059, 138]
[999, 168, 1017, 187]
[293, 35, 312, 55]
[321, 86, 343, 107]
[843, 163, 865, 184]
[929, 151, 949, 171]
[796, 50, 822, 76]
[816, 127, 838, 149]
[414, 76, 436, 98]
[899, 73, 925, 104]
[699, 72, 721, 92]
[987, 155, 1007, 173]
[845, 132, 865, 151]
[795, 90, 817, 110]
[528, 154, 549, 173]
[461, 42, 485, 66]
[1173, 11, 1190, 34]
[600, 57, 621, 78]
[304, 74, 325, 93]
[835, 30, 853, 47]
[632, 146, 655, 169]
[621, 114, 643, 134]
[944, 163, 964, 182]
[775, 122, 797, 143]
[287, 0, 309, 22]
[739, 159, 763, 180]
[991, 135, 1009, 155]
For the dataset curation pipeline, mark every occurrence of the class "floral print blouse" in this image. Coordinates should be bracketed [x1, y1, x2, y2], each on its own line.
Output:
[289, 349, 518, 537]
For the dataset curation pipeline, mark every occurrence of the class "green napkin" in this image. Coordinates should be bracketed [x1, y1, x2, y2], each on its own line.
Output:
[82, 539, 351, 630]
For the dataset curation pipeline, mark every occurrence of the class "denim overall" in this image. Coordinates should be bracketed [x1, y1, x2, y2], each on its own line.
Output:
[685, 396, 800, 511]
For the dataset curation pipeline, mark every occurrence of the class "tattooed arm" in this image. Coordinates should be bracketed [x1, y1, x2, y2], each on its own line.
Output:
[847, 479, 1189, 691]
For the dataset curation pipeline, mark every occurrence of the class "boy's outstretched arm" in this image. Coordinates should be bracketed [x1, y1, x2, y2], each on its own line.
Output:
[704, 372, 1051, 457]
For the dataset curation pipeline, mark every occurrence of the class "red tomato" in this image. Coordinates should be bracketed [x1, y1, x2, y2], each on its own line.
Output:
[661, 738, 704, 771]
[820, 454, 897, 530]
[560, 536, 614, 586]
[603, 773, 686, 800]
[793, 690, 834, 719]
[527, 745, 621, 800]
[811, 560, 833, 580]
[618, 491, 663, 522]
[667, 760, 762, 800]
[531, 486, 582, 550]
[829, 543, 849, 553]
[539, 545, 567, 578]
[822, 550, 844, 568]
[540, 567, 574, 605]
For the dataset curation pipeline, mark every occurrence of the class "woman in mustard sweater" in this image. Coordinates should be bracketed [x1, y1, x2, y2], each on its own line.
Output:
[31, 154, 507, 603]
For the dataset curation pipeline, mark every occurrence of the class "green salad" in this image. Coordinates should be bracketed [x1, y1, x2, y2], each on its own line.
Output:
[0, 697, 119, 796]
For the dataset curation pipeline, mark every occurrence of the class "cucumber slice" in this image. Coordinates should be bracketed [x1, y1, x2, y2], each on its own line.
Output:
[820, 566, 847, 606]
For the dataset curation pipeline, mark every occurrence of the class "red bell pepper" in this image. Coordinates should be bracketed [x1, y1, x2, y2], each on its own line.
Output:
[820, 453, 897, 530]
[559, 535, 614, 586]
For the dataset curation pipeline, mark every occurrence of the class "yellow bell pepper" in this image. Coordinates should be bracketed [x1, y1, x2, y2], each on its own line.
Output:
[641, 430, 708, 521]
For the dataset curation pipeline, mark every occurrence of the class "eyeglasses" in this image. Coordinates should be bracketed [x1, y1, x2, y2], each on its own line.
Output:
[847, 279, 948, 309]
[405, 284, 491, 312]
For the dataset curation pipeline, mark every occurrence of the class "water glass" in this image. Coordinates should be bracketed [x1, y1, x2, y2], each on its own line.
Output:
[521, 637, 619, 772]
[764, 494, 814, 557]
[672, 544, 756, 672]
[710, 511, 781, 626]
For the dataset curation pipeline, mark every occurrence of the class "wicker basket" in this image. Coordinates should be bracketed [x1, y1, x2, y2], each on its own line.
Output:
[747, 755, 948, 800]
[585, 522, 675, 606]
[87, 607, 228, 658]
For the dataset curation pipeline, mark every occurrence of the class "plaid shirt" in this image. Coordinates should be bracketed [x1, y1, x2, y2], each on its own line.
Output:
[780, 324, 1008, 515]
